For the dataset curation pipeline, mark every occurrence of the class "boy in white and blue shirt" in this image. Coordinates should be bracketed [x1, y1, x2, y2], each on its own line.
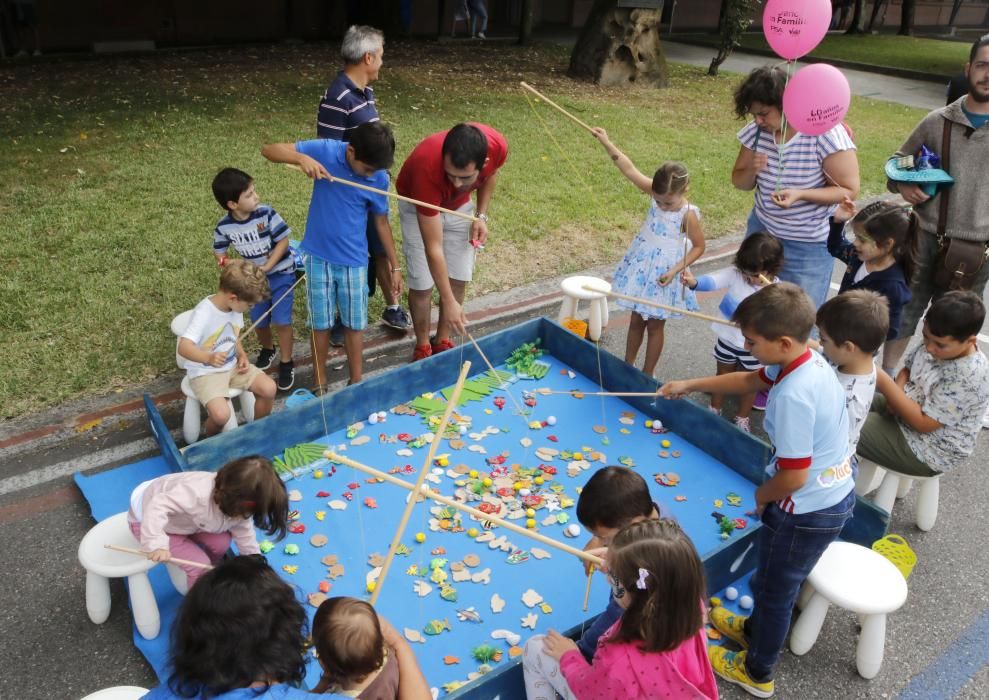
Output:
[659, 282, 855, 697]
[211, 168, 296, 391]
[261, 121, 402, 389]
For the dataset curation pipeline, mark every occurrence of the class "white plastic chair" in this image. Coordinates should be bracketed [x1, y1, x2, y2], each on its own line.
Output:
[171, 310, 255, 445]
[790, 541, 908, 679]
[77, 513, 186, 640]
[855, 457, 941, 532]
[79, 687, 149, 700]
[558, 276, 611, 342]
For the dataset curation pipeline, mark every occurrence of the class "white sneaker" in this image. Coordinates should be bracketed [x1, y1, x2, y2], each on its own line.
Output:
[734, 416, 752, 433]
[982, 403, 989, 429]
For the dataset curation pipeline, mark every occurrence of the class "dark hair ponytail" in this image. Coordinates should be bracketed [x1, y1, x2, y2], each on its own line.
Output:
[853, 201, 917, 284]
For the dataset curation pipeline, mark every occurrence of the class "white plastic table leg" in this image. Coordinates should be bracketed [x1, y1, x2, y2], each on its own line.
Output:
[599, 297, 609, 328]
[588, 299, 603, 341]
[240, 391, 256, 423]
[855, 459, 884, 496]
[558, 297, 578, 325]
[896, 478, 914, 499]
[182, 398, 200, 445]
[916, 477, 940, 532]
[166, 563, 189, 596]
[85, 571, 111, 624]
[221, 399, 238, 433]
[790, 593, 830, 656]
[127, 572, 161, 640]
[856, 613, 887, 679]
[796, 581, 815, 611]
[873, 472, 901, 515]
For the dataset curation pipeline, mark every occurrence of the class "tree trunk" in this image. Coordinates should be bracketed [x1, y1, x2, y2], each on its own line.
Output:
[708, 0, 756, 76]
[518, 0, 534, 45]
[899, 0, 915, 36]
[866, 0, 888, 32]
[568, 0, 668, 87]
[845, 0, 866, 34]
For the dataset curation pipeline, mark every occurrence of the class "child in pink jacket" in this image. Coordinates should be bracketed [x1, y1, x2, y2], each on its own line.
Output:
[522, 519, 718, 699]
[128, 455, 288, 589]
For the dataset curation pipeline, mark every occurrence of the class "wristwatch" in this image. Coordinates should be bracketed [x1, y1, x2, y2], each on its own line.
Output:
[475, 212, 489, 222]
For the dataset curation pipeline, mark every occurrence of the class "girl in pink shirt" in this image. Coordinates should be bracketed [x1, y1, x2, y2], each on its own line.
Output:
[522, 519, 718, 700]
[128, 455, 288, 589]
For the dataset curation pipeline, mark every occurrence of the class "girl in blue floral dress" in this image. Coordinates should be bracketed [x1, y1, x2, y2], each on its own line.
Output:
[593, 128, 706, 376]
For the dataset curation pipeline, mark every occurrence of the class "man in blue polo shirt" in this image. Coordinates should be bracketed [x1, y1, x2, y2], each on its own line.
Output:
[262, 122, 402, 389]
[316, 24, 412, 337]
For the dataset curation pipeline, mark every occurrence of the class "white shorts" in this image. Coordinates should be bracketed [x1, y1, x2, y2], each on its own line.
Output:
[399, 200, 475, 291]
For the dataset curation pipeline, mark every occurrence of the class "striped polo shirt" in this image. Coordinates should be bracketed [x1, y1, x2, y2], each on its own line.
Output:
[316, 71, 379, 141]
[738, 121, 856, 244]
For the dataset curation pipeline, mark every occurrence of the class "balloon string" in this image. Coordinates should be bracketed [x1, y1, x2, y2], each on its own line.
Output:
[774, 59, 793, 195]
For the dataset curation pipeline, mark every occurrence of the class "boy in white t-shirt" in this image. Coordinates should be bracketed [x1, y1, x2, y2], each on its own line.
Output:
[178, 260, 277, 437]
[815, 290, 889, 454]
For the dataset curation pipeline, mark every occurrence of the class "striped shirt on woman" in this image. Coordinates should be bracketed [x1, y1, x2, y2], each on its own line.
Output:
[737, 121, 856, 244]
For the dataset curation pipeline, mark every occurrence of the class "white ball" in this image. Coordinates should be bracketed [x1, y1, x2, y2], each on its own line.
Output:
[519, 488, 531, 497]
[546, 415, 557, 426]
[724, 586, 739, 601]
[739, 595, 754, 610]
[377, 411, 387, 421]
[653, 419, 664, 430]
[368, 413, 379, 424]
[565, 523, 581, 537]
[459, 425, 468, 434]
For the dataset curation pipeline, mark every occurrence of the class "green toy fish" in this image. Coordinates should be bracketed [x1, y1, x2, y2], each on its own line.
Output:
[423, 618, 452, 635]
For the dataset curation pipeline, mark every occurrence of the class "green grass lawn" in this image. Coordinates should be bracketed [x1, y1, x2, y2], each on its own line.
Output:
[0, 40, 926, 418]
[732, 32, 970, 77]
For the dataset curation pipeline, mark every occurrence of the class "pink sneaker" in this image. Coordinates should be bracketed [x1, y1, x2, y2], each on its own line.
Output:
[734, 416, 752, 433]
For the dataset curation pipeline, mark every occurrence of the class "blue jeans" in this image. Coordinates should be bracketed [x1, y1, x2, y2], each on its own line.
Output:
[745, 208, 834, 309]
[576, 594, 622, 661]
[743, 489, 855, 680]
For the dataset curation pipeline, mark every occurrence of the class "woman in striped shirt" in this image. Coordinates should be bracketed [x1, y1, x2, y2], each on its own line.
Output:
[731, 65, 860, 309]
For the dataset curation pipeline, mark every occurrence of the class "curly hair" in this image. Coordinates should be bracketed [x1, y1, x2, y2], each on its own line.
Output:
[219, 259, 270, 304]
[733, 65, 787, 117]
[167, 555, 308, 698]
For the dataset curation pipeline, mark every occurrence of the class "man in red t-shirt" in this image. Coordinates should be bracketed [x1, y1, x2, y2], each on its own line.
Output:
[396, 122, 508, 361]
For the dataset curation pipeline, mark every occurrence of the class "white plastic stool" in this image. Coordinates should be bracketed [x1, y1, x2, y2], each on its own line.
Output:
[78, 512, 183, 640]
[559, 276, 611, 342]
[855, 457, 941, 532]
[790, 541, 908, 679]
[79, 687, 149, 700]
[171, 309, 256, 445]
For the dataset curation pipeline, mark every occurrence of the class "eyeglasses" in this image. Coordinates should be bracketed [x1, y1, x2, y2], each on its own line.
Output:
[607, 573, 626, 600]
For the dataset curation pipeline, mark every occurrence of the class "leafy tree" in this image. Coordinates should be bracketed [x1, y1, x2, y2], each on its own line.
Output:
[708, 0, 758, 76]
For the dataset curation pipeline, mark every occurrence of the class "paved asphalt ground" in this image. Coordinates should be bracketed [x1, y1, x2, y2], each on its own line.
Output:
[2, 43, 987, 700]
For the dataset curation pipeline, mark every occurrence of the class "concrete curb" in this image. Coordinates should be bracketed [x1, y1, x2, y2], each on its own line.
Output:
[0, 236, 745, 458]
[673, 36, 952, 83]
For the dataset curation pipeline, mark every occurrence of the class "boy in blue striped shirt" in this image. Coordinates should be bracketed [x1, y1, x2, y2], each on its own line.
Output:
[211, 168, 296, 391]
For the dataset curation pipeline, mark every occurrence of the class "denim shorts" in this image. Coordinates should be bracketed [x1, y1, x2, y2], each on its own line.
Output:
[249, 271, 295, 328]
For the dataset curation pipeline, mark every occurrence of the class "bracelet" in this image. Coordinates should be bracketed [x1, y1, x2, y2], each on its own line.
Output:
[391, 267, 402, 273]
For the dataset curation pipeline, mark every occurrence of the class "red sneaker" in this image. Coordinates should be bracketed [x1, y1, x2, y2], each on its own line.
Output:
[431, 337, 456, 354]
[412, 343, 433, 362]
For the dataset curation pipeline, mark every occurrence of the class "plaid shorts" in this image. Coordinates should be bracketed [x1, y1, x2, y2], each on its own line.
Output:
[304, 255, 368, 331]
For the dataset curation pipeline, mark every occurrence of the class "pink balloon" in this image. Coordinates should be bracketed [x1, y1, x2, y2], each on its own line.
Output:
[782, 64, 851, 136]
[763, 0, 832, 60]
